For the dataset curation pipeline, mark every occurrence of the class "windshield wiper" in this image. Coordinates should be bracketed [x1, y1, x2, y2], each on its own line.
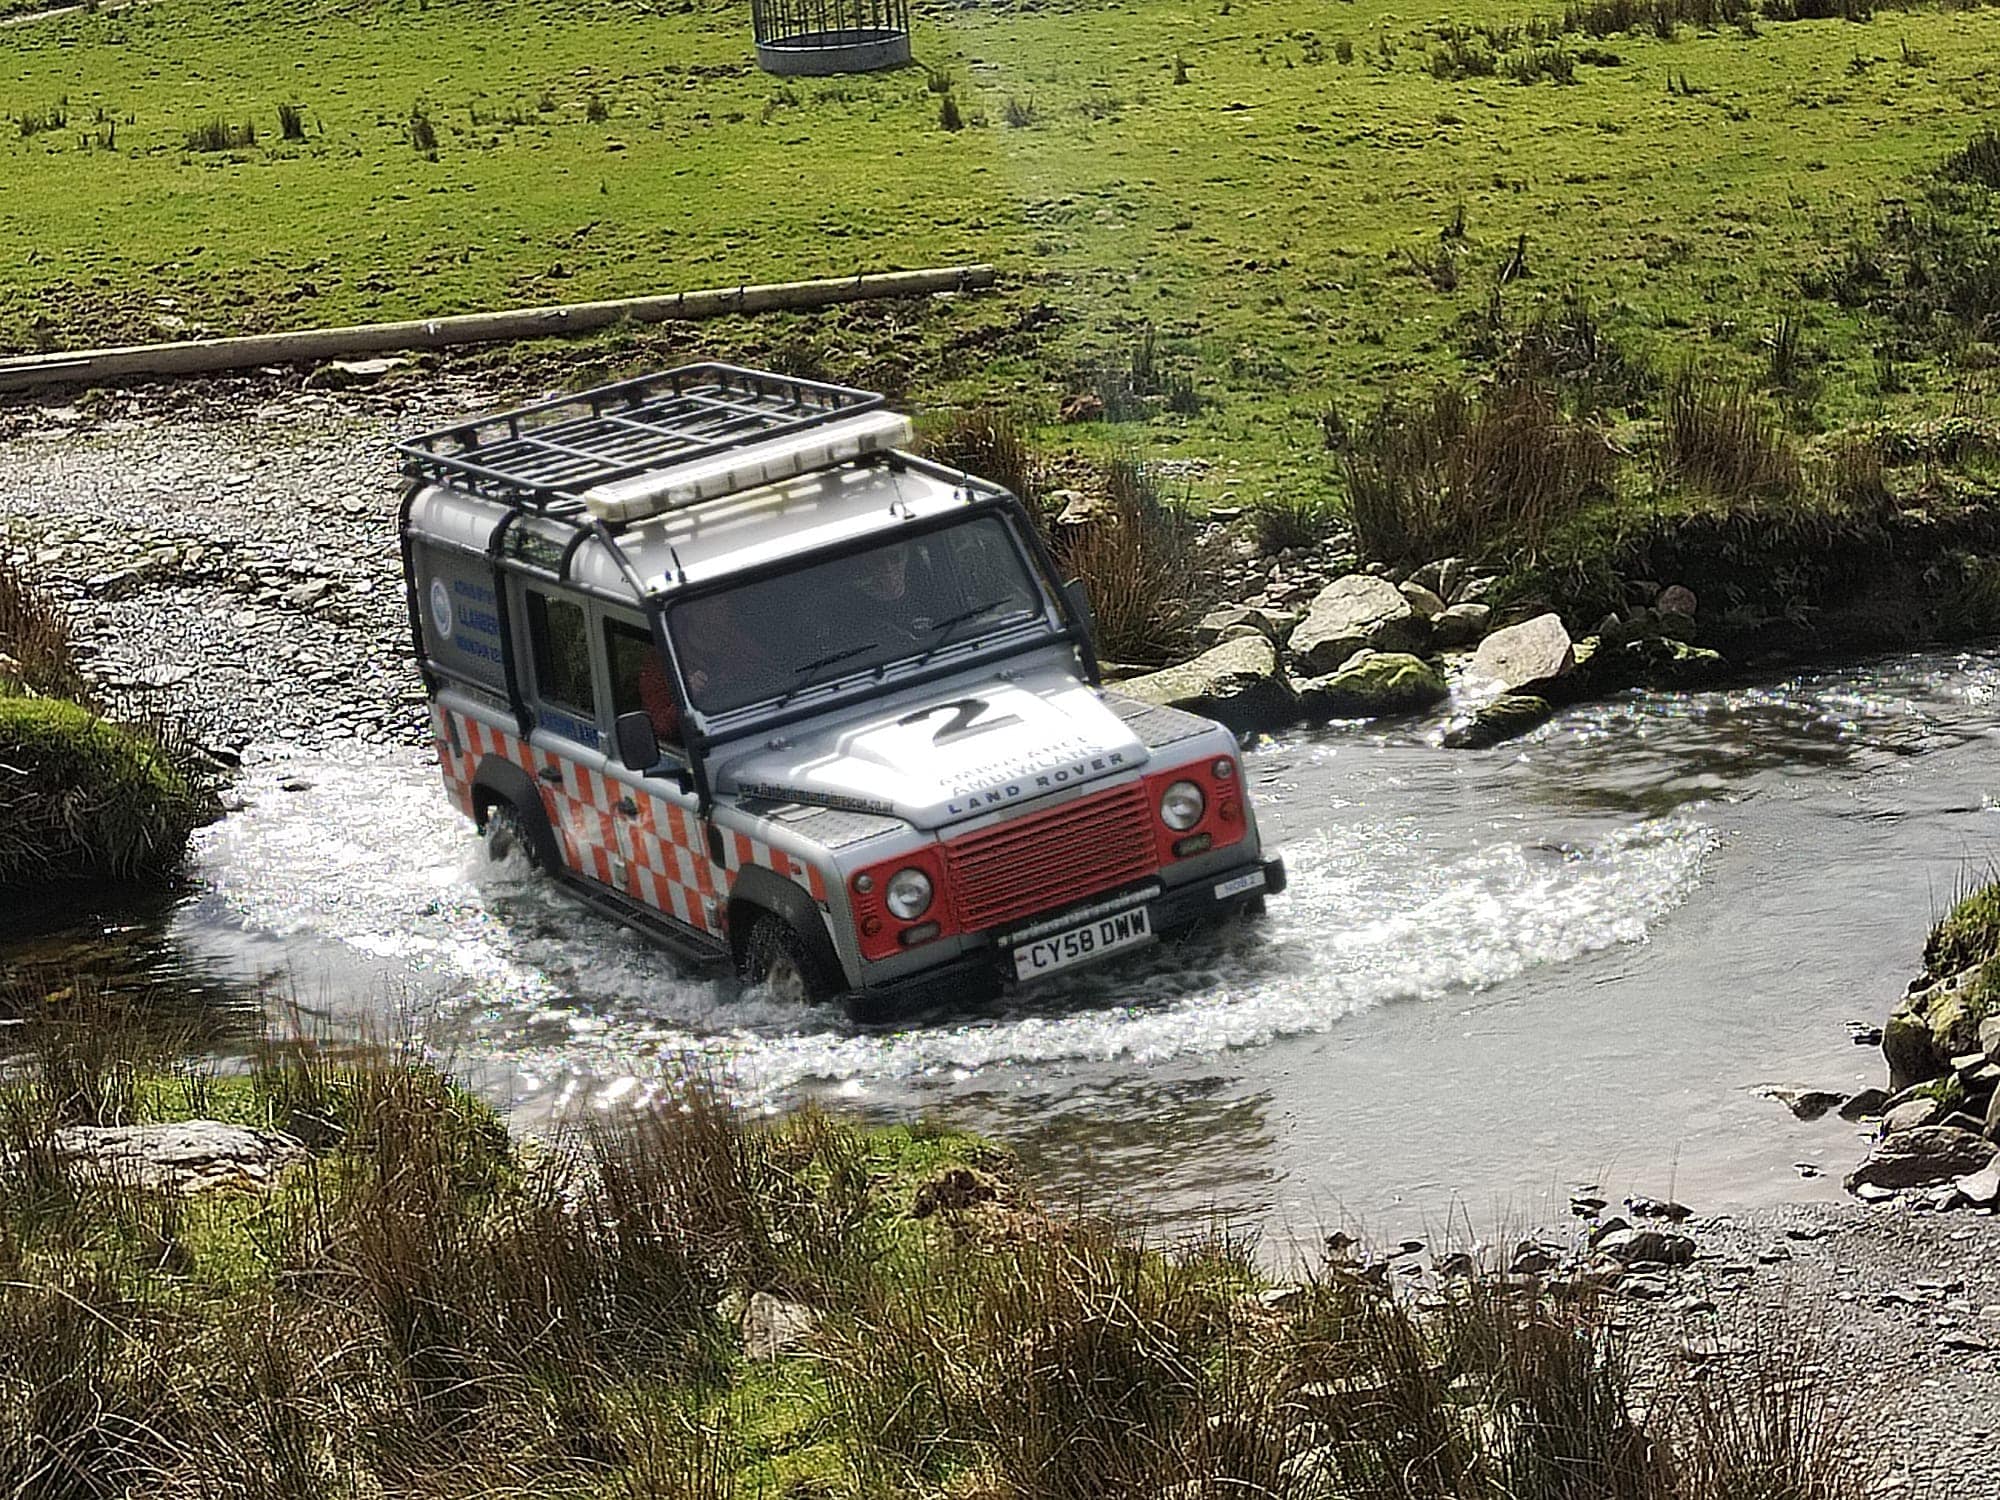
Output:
[782, 641, 878, 702]
[916, 599, 1009, 665]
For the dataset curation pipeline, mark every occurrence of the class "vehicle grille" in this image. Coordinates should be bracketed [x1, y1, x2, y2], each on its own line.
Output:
[945, 781, 1155, 931]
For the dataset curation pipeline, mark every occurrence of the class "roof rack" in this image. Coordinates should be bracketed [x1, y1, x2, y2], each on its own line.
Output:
[397, 363, 891, 519]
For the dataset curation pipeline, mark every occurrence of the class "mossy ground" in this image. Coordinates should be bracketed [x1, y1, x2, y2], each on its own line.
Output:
[0, 691, 207, 892]
[2, 0, 1998, 513]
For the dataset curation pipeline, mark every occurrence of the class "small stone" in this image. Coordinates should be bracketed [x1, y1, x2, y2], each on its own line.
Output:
[1942, 1329, 1992, 1352]
[1881, 1097, 1943, 1136]
[1762, 1087, 1847, 1121]
[1397, 581, 1446, 618]
[1839, 1088, 1891, 1121]
[1956, 1163, 2000, 1206]
[1597, 1228, 1695, 1267]
[739, 1292, 817, 1362]
[1656, 583, 1697, 619]
[1432, 600, 1492, 648]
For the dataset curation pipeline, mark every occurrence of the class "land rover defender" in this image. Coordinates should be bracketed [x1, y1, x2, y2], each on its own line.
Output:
[398, 364, 1285, 1016]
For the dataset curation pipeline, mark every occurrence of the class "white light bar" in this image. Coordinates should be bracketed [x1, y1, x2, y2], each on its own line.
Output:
[581, 410, 914, 523]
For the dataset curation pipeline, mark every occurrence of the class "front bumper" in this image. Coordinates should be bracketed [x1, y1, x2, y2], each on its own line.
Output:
[843, 853, 1287, 1023]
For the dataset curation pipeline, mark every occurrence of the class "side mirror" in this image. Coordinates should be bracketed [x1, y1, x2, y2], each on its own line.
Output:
[1063, 577, 1096, 637]
[614, 711, 660, 773]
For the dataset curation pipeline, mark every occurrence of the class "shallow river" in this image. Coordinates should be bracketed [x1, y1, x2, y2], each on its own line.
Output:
[11, 649, 2000, 1244]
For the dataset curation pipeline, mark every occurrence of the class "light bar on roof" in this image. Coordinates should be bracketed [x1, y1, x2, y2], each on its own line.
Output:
[581, 410, 914, 523]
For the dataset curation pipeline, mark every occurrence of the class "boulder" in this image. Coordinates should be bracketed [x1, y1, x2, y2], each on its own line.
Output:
[1409, 557, 1469, 603]
[1761, 1087, 1847, 1122]
[1881, 1097, 1943, 1135]
[1885, 965, 1993, 1092]
[1192, 603, 1299, 648]
[1287, 575, 1430, 675]
[1297, 651, 1448, 722]
[1985, 1085, 2000, 1145]
[740, 1292, 818, 1362]
[1655, 584, 1697, 621]
[50, 1121, 305, 1194]
[303, 355, 410, 390]
[1397, 581, 1446, 619]
[1441, 694, 1555, 750]
[1431, 602, 1492, 648]
[1469, 613, 1574, 694]
[1118, 634, 1299, 735]
[1845, 1126, 1997, 1194]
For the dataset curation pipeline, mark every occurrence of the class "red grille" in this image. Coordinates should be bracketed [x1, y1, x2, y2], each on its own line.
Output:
[944, 781, 1157, 931]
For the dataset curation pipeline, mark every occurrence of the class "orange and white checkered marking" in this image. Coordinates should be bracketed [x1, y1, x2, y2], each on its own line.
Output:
[431, 702, 828, 937]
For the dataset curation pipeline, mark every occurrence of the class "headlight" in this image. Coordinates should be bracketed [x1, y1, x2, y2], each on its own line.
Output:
[1159, 780, 1205, 831]
[885, 867, 934, 920]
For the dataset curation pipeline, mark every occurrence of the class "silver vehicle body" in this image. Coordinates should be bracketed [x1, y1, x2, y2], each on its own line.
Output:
[398, 366, 1284, 1015]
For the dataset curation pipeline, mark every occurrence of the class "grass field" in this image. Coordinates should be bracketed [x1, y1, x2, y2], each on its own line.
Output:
[2, 0, 1998, 512]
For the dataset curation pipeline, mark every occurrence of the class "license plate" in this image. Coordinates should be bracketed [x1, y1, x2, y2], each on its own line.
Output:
[1213, 869, 1266, 900]
[1013, 905, 1154, 981]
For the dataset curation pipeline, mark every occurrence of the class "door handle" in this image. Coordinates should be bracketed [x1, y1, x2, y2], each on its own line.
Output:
[537, 766, 563, 785]
[616, 797, 638, 817]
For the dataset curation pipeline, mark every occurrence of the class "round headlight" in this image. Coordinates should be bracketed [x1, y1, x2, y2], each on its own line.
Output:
[1160, 780, 1205, 832]
[885, 867, 934, 921]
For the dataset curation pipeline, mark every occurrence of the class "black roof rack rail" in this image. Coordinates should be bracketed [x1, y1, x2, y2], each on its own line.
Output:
[396, 363, 888, 517]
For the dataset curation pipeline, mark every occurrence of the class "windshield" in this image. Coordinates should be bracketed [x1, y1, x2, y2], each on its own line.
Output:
[668, 515, 1051, 716]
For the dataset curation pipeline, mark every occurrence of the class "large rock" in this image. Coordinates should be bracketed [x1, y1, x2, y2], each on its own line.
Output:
[1193, 603, 1299, 648]
[1469, 612, 1574, 693]
[1845, 1126, 1997, 1193]
[1287, 575, 1430, 675]
[1297, 651, 1448, 722]
[1885, 965, 1993, 1092]
[50, 1121, 305, 1193]
[1441, 694, 1555, 750]
[1119, 634, 1299, 735]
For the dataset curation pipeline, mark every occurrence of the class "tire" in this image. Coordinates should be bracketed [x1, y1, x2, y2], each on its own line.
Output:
[482, 800, 539, 870]
[740, 913, 843, 1007]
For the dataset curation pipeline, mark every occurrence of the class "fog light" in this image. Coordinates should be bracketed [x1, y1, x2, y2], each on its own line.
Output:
[899, 921, 942, 946]
[1212, 757, 1235, 779]
[862, 916, 883, 937]
[1160, 780, 1205, 831]
[1173, 833, 1214, 858]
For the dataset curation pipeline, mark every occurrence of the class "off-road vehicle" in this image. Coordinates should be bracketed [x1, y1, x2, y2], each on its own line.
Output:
[398, 364, 1285, 1016]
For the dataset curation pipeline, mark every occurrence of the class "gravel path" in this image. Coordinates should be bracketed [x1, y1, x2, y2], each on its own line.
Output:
[0, 371, 498, 755]
[5, 374, 2000, 1493]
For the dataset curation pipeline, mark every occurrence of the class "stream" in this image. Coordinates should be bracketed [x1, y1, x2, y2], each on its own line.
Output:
[9, 647, 2000, 1244]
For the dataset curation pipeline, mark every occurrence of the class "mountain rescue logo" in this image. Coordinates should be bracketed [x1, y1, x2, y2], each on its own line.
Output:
[429, 577, 454, 640]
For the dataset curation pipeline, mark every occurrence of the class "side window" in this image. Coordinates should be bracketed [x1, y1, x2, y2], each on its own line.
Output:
[605, 618, 684, 750]
[525, 590, 597, 717]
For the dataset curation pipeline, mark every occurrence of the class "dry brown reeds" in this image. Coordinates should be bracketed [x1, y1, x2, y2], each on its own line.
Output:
[1660, 373, 1804, 500]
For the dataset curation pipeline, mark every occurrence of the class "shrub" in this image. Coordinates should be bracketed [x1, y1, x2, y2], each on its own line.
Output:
[1249, 492, 1342, 554]
[276, 101, 306, 141]
[1340, 378, 1616, 562]
[0, 696, 208, 894]
[1001, 94, 1036, 127]
[1660, 373, 1803, 500]
[938, 92, 963, 132]
[585, 92, 609, 124]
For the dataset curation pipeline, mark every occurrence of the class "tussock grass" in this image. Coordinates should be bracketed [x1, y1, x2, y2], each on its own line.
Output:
[183, 118, 256, 153]
[1046, 456, 1201, 663]
[0, 972, 1864, 1500]
[0, 557, 89, 702]
[1338, 377, 1616, 562]
[1661, 373, 1804, 499]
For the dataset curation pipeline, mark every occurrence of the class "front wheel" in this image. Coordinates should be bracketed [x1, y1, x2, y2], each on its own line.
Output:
[740, 914, 842, 1007]
[482, 801, 539, 870]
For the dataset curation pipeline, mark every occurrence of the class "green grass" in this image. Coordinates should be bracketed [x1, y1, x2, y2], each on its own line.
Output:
[2, 0, 1998, 511]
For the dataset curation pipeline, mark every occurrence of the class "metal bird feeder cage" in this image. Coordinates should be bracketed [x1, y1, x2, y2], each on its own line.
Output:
[752, 0, 911, 75]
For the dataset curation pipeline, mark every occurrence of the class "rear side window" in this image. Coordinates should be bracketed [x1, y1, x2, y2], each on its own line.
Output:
[525, 591, 597, 716]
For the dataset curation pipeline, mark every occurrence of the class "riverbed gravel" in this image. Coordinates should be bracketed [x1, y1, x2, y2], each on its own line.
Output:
[5, 374, 2000, 1493]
